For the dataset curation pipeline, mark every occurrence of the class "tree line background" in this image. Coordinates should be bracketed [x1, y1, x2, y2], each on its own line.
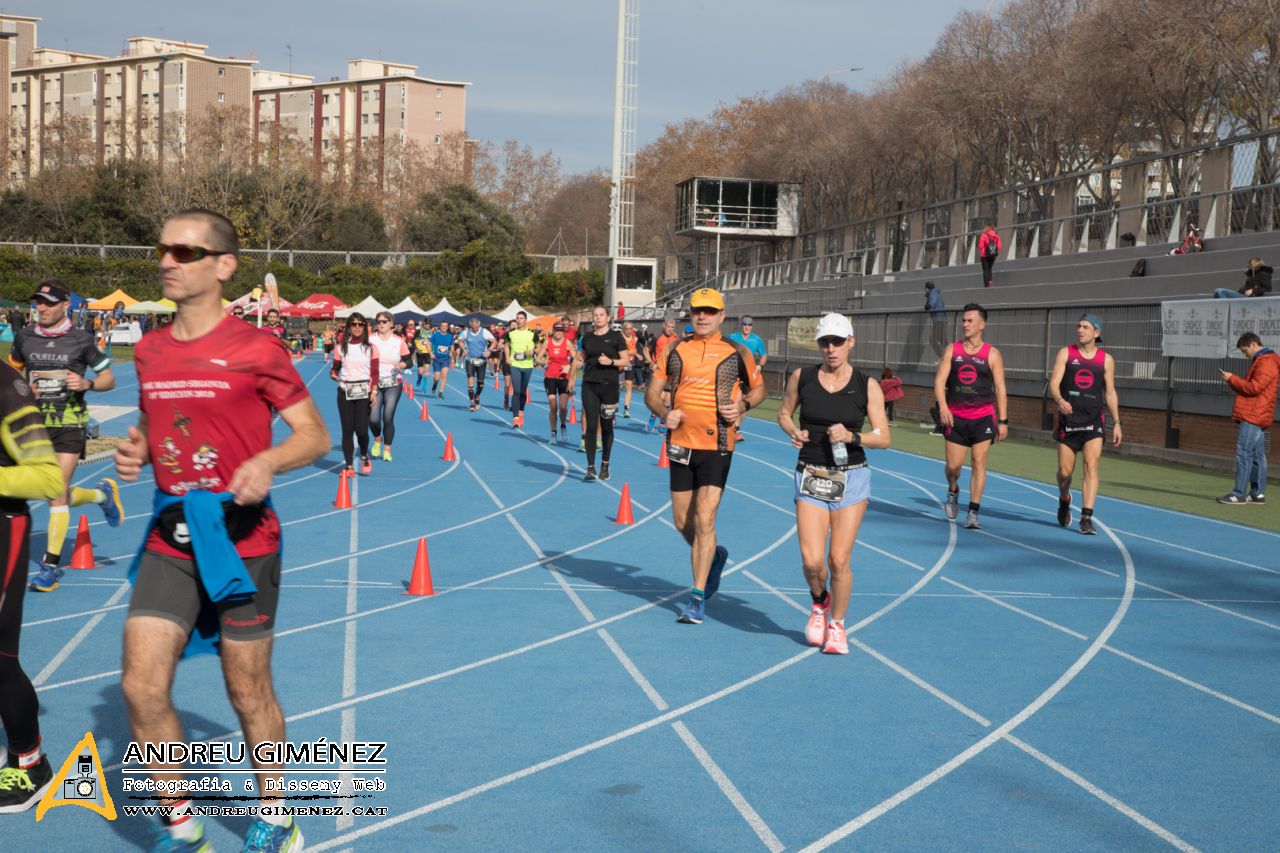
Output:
[5, 0, 1278, 305]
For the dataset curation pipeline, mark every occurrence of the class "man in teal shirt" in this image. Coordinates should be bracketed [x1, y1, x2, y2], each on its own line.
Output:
[727, 316, 766, 441]
[506, 311, 536, 428]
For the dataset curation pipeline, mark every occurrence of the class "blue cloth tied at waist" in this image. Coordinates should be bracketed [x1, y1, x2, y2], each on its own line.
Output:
[128, 489, 263, 659]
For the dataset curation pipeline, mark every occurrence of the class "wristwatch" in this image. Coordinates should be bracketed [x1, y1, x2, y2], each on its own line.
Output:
[998, 418, 1009, 425]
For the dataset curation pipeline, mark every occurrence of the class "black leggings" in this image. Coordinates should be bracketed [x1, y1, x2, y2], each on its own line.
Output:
[581, 380, 619, 467]
[466, 360, 488, 404]
[336, 389, 372, 466]
[0, 513, 39, 755]
[371, 384, 402, 445]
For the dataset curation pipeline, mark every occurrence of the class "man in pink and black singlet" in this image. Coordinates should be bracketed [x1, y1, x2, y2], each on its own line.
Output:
[933, 302, 1008, 530]
[114, 208, 328, 852]
[1048, 313, 1122, 535]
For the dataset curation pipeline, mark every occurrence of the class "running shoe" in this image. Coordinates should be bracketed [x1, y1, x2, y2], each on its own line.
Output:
[805, 600, 829, 646]
[1079, 516, 1097, 535]
[929, 428, 945, 436]
[599, 462, 610, 481]
[360, 457, 372, 475]
[965, 509, 981, 530]
[584, 466, 597, 481]
[1216, 493, 1247, 505]
[1249, 493, 1266, 504]
[29, 563, 62, 593]
[578, 438, 586, 453]
[371, 437, 383, 458]
[148, 824, 212, 853]
[382, 447, 392, 462]
[560, 421, 567, 434]
[822, 621, 849, 655]
[1056, 501, 1071, 528]
[944, 490, 959, 520]
[242, 815, 303, 852]
[623, 407, 630, 418]
[735, 428, 745, 443]
[550, 430, 558, 443]
[0, 756, 53, 813]
[438, 390, 445, 399]
[705, 545, 727, 600]
[98, 477, 123, 527]
[469, 402, 478, 412]
[676, 595, 705, 624]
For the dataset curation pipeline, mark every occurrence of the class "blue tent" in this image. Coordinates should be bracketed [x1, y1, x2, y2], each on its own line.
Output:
[393, 309, 428, 325]
[460, 311, 502, 327]
[427, 311, 467, 326]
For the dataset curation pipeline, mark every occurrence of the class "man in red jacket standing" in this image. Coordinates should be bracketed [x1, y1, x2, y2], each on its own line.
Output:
[1217, 331, 1279, 505]
[978, 224, 1001, 288]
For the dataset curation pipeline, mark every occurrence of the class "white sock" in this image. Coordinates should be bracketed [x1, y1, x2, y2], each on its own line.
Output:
[166, 800, 201, 841]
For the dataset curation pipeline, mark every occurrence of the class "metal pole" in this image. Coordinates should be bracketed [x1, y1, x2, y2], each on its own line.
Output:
[606, 0, 626, 260]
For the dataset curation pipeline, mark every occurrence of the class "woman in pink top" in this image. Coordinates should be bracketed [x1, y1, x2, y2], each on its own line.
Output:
[369, 310, 410, 463]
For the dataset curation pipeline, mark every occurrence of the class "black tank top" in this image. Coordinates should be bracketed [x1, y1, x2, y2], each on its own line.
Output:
[1060, 344, 1106, 426]
[796, 364, 869, 467]
[945, 340, 995, 413]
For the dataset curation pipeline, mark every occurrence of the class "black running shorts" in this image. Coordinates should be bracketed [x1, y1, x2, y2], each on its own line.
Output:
[944, 414, 996, 447]
[544, 377, 569, 396]
[128, 551, 282, 641]
[669, 449, 733, 492]
[48, 426, 87, 458]
[1056, 417, 1105, 451]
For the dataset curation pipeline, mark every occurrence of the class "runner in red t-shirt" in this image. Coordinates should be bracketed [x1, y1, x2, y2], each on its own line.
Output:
[536, 322, 577, 442]
[115, 209, 328, 852]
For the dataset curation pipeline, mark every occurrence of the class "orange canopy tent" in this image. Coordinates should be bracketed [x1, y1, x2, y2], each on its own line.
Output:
[527, 314, 563, 333]
[87, 289, 139, 310]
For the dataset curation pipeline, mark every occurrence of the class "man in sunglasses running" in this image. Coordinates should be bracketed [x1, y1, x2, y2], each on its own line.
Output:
[115, 209, 328, 853]
[10, 279, 123, 592]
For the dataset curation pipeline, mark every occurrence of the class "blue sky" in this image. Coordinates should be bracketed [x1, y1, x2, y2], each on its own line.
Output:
[35, 0, 989, 174]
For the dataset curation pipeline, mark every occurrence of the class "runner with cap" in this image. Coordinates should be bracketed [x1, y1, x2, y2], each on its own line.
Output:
[647, 288, 766, 624]
[537, 321, 576, 442]
[776, 313, 889, 654]
[727, 315, 767, 442]
[933, 302, 1008, 529]
[1048, 313, 1122, 535]
[10, 279, 123, 592]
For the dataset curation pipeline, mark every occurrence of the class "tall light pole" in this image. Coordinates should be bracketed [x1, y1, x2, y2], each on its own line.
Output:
[607, 0, 638, 261]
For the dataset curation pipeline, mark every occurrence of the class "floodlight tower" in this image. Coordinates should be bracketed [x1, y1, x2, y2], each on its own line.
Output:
[605, 0, 656, 316]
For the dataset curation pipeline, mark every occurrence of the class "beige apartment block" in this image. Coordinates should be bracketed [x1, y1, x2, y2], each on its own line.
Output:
[0, 14, 37, 71]
[252, 59, 468, 185]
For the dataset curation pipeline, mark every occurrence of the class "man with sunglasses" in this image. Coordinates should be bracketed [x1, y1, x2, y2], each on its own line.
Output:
[647, 288, 766, 624]
[10, 279, 123, 592]
[230, 306, 247, 321]
[115, 209, 328, 853]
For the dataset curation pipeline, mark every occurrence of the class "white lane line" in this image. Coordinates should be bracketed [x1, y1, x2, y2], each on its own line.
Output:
[798, 518, 1136, 851]
[32, 580, 131, 686]
[671, 721, 786, 853]
[1003, 735, 1201, 852]
[466, 448, 786, 851]
[336, 474, 360, 833]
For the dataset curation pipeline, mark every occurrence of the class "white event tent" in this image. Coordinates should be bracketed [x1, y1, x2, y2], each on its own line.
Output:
[422, 297, 464, 318]
[335, 296, 389, 319]
[494, 300, 538, 322]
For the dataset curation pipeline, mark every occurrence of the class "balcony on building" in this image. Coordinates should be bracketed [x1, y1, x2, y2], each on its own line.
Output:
[674, 177, 800, 239]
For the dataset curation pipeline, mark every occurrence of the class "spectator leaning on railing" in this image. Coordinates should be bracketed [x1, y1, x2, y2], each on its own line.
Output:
[1214, 258, 1272, 299]
[1216, 332, 1278, 505]
[925, 281, 946, 359]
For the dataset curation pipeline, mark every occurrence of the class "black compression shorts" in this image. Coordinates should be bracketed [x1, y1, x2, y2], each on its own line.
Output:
[1056, 417, 1105, 451]
[128, 551, 282, 641]
[48, 426, 87, 457]
[669, 449, 733, 492]
[544, 377, 569, 396]
[944, 414, 996, 447]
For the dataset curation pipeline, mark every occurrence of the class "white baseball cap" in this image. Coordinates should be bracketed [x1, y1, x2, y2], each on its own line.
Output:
[814, 313, 853, 341]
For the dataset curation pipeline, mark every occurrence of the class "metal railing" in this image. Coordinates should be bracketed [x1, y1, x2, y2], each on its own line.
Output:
[0, 242, 611, 277]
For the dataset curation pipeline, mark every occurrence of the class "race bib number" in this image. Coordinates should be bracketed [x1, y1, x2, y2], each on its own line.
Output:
[470, 358, 486, 367]
[31, 369, 69, 398]
[666, 443, 692, 466]
[344, 381, 370, 401]
[800, 466, 847, 502]
[378, 375, 399, 389]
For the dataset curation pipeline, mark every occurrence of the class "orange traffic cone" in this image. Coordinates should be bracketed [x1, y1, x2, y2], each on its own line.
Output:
[402, 378, 410, 393]
[567, 404, 577, 425]
[407, 383, 415, 400]
[493, 375, 499, 390]
[442, 432, 457, 461]
[68, 515, 97, 569]
[419, 401, 430, 421]
[615, 483, 635, 525]
[333, 469, 352, 509]
[403, 538, 435, 596]
[657, 438, 669, 468]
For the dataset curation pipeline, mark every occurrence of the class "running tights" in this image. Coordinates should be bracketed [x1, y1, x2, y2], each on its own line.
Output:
[509, 367, 532, 417]
[371, 385, 402, 445]
[0, 513, 39, 754]
[581, 381, 617, 468]
[336, 390, 372, 466]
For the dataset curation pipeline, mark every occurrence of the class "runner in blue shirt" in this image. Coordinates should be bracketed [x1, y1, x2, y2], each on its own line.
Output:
[429, 324, 456, 399]
[458, 317, 496, 412]
[727, 315, 767, 442]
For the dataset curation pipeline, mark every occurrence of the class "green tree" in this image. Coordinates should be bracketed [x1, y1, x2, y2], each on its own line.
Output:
[402, 184, 524, 252]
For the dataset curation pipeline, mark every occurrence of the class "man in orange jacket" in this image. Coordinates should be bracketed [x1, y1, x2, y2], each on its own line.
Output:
[1217, 331, 1279, 505]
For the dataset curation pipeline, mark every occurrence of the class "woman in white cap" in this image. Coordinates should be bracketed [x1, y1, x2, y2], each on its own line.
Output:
[775, 312, 890, 655]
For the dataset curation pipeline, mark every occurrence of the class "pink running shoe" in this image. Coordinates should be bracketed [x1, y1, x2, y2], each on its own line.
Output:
[805, 601, 829, 646]
[822, 621, 849, 655]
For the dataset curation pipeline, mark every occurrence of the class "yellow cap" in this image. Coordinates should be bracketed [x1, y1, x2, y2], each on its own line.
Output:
[689, 288, 724, 310]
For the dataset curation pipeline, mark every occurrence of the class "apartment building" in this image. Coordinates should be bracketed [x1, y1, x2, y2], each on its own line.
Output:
[252, 59, 469, 184]
[5, 15, 254, 186]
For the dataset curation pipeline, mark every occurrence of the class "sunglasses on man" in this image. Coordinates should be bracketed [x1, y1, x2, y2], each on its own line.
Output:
[155, 243, 231, 264]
